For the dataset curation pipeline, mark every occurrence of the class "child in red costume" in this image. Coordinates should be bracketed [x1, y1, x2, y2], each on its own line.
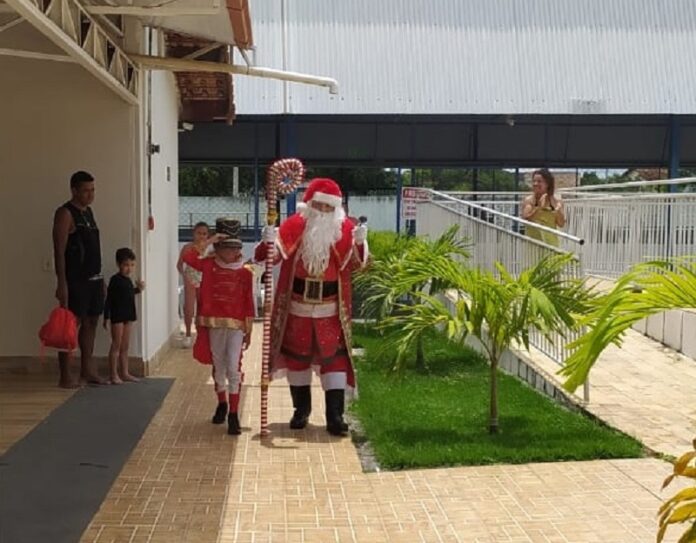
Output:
[182, 218, 255, 435]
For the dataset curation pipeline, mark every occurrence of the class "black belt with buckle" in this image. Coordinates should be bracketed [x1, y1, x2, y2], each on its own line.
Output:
[293, 278, 338, 301]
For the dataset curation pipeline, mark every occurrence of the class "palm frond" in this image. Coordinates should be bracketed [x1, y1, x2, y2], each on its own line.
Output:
[560, 258, 696, 393]
[377, 294, 457, 371]
[357, 226, 471, 322]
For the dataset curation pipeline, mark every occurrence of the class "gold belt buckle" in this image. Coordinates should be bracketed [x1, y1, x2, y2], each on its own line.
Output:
[303, 278, 323, 303]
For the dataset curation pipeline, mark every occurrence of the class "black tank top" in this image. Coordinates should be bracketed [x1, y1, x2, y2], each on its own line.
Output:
[63, 202, 102, 281]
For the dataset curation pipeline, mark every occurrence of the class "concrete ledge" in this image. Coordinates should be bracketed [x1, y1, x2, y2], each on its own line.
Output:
[683, 311, 696, 360]
[663, 310, 683, 352]
[632, 309, 695, 363]
[646, 313, 665, 343]
[632, 318, 647, 335]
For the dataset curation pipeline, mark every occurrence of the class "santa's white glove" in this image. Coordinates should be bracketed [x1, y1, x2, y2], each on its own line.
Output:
[353, 224, 368, 244]
[262, 226, 277, 243]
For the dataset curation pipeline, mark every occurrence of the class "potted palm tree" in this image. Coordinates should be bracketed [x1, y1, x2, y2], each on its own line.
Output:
[377, 252, 594, 434]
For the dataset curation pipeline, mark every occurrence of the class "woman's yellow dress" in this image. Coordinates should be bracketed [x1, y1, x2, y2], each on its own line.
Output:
[526, 206, 560, 247]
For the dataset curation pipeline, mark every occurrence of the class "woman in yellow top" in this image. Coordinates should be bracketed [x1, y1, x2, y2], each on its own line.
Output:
[521, 168, 566, 247]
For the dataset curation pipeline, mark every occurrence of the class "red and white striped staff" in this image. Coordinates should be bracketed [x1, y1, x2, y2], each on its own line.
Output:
[261, 158, 305, 436]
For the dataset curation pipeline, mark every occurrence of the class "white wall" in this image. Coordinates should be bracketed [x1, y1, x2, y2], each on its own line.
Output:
[0, 25, 181, 362]
[0, 55, 137, 357]
[141, 67, 180, 360]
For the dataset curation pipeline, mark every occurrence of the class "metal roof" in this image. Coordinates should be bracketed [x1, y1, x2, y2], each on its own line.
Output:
[232, 0, 696, 115]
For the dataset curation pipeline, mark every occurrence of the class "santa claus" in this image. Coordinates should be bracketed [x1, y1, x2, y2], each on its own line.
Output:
[255, 178, 368, 436]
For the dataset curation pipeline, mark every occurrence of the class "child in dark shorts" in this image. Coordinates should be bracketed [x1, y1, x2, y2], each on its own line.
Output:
[103, 248, 145, 384]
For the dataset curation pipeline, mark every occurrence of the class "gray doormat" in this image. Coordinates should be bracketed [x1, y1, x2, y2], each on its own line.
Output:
[0, 378, 173, 543]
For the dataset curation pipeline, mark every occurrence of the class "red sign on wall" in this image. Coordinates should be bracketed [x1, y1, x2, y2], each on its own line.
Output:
[402, 188, 431, 201]
[402, 187, 431, 218]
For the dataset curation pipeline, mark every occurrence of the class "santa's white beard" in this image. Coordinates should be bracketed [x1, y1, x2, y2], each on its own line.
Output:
[299, 205, 345, 276]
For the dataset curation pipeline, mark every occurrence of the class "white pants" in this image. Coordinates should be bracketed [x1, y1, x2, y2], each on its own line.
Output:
[287, 368, 347, 391]
[209, 328, 244, 394]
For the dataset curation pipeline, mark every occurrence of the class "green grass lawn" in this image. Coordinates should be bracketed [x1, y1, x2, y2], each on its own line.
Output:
[351, 325, 644, 470]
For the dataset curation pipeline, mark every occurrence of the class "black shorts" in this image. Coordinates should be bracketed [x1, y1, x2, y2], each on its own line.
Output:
[68, 279, 105, 319]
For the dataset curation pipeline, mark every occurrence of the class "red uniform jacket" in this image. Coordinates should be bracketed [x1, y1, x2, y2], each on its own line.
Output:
[183, 249, 255, 330]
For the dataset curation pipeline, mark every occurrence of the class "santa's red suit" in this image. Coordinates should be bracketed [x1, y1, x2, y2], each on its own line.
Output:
[255, 178, 368, 436]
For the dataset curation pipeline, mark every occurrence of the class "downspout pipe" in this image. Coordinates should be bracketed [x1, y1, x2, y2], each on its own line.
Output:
[131, 54, 339, 94]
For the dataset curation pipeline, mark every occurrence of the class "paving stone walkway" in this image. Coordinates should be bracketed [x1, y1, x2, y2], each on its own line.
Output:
[75, 328, 693, 543]
[527, 327, 696, 459]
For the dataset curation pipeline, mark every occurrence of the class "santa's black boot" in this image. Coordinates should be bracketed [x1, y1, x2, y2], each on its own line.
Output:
[325, 389, 349, 436]
[227, 412, 241, 435]
[289, 385, 312, 429]
[212, 402, 228, 424]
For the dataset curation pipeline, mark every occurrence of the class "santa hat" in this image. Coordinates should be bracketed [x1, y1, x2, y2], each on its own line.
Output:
[302, 178, 343, 208]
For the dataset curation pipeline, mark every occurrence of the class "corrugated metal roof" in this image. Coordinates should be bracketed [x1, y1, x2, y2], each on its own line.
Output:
[234, 0, 696, 115]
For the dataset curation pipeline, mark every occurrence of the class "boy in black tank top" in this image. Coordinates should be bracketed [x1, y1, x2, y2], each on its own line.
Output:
[52, 171, 108, 388]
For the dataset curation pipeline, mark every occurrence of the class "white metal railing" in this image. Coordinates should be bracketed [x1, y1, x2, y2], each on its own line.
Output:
[416, 190, 587, 395]
[565, 193, 696, 278]
[562, 176, 696, 193]
[445, 178, 696, 279]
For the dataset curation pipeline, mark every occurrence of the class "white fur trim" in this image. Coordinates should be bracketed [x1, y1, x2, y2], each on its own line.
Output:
[287, 369, 313, 386]
[274, 237, 288, 260]
[311, 191, 343, 208]
[320, 372, 347, 390]
[214, 258, 244, 269]
[341, 240, 369, 271]
[340, 248, 353, 271]
[289, 300, 338, 318]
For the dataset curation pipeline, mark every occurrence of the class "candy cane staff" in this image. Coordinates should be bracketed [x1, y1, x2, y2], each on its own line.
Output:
[259, 159, 305, 436]
[255, 176, 369, 437]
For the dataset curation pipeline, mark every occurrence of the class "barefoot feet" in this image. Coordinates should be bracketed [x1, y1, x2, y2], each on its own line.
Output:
[82, 373, 109, 386]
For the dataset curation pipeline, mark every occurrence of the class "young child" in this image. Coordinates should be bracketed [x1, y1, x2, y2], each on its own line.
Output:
[177, 221, 210, 347]
[182, 218, 255, 435]
[103, 248, 145, 384]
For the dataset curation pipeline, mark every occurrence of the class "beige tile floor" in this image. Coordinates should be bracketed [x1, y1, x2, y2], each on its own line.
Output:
[0, 358, 77, 455]
[70, 329, 693, 543]
[2, 326, 694, 542]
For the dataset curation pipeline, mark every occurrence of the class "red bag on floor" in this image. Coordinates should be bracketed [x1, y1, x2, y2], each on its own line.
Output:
[193, 326, 213, 365]
[39, 307, 78, 353]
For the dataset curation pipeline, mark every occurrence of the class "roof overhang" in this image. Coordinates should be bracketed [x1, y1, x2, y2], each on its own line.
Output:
[82, 0, 252, 47]
[2, 0, 139, 104]
[1, 0, 336, 120]
[0, 0, 251, 111]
